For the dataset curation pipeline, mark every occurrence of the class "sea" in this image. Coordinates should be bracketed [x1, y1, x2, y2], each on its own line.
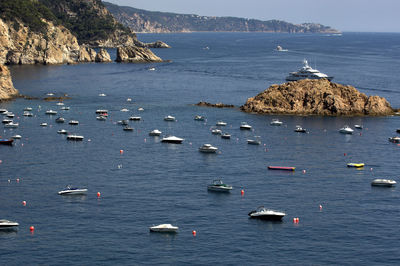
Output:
[1, 32, 400, 265]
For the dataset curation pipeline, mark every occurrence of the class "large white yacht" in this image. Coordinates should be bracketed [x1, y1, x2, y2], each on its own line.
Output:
[286, 59, 333, 81]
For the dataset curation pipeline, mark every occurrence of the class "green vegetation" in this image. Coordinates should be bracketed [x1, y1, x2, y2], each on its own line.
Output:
[0, 0, 58, 34]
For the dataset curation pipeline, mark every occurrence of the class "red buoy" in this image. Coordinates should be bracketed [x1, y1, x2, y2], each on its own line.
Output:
[241, 189, 244, 196]
[319, 205, 322, 210]
[30, 226, 35, 231]
[192, 230, 196, 236]
[97, 192, 101, 198]
[22, 201, 26, 206]
[120, 150, 123, 154]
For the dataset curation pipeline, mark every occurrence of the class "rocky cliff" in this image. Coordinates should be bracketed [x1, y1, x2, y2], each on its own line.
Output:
[104, 2, 340, 34]
[0, 64, 19, 100]
[241, 79, 393, 116]
[116, 46, 162, 63]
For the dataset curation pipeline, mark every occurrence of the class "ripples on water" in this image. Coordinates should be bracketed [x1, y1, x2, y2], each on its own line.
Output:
[1, 33, 400, 265]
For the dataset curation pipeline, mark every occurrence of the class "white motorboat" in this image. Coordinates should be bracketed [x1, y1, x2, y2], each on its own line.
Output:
[55, 117, 65, 123]
[194, 115, 206, 121]
[371, 179, 396, 187]
[138, 107, 144, 111]
[240, 122, 252, 130]
[247, 137, 261, 145]
[23, 111, 33, 117]
[294, 125, 307, 133]
[61, 106, 70, 110]
[24, 107, 33, 111]
[123, 126, 134, 131]
[270, 119, 283, 126]
[388, 137, 400, 143]
[120, 108, 129, 112]
[11, 135, 22, 139]
[148, 67, 156, 71]
[221, 133, 231, 139]
[0, 219, 19, 229]
[0, 108, 8, 113]
[216, 121, 227, 126]
[4, 122, 18, 128]
[5, 112, 14, 118]
[98, 93, 106, 97]
[57, 129, 68, 134]
[339, 126, 354, 134]
[207, 179, 233, 192]
[96, 115, 107, 121]
[248, 206, 286, 221]
[149, 129, 162, 136]
[199, 144, 218, 153]
[127, 98, 132, 102]
[95, 109, 108, 114]
[354, 124, 363, 129]
[2, 118, 12, 124]
[129, 116, 141, 121]
[211, 129, 222, 135]
[276, 45, 288, 52]
[67, 134, 84, 141]
[56, 102, 64, 106]
[117, 120, 129, 125]
[40, 122, 48, 127]
[58, 186, 88, 195]
[46, 93, 54, 96]
[45, 110, 57, 115]
[164, 115, 176, 121]
[149, 224, 178, 233]
[161, 135, 184, 144]
[286, 59, 333, 81]
[69, 120, 79, 125]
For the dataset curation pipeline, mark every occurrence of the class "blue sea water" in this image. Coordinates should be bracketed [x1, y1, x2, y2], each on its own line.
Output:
[1, 32, 400, 265]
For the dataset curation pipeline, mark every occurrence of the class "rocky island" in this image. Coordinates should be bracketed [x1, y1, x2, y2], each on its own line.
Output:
[241, 79, 393, 116]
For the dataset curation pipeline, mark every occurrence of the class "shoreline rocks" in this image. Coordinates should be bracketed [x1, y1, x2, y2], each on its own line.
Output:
[95, 48, 112, 62]
[0, 65, 19, 101]
[241, 79, 394, 116]
[195, 102, 235, 108]
[116, 46, 163, 63]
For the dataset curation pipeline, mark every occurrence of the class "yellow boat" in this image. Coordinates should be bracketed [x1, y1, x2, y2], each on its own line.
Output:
[347, 163, 365, 168]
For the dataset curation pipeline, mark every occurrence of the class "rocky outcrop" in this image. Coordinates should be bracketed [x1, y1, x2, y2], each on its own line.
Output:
[135, 40, 171, 48]
[241, 79, 393, 116]
[195, 102, 235, 108]
[0, 64, 19, 100]
[0, 18, 95, 65]
[116, 46, 162, 63]
[95, 48, 112, 62]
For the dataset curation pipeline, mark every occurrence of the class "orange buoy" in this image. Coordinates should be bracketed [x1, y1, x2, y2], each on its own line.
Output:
[192, 230, 196, 236]
[22, 201, 26, 206]
[120, 149, 123, 154]
[30, 226, 35, 231]
[241, 189, 244, 196]
[97, 192, 101, 198]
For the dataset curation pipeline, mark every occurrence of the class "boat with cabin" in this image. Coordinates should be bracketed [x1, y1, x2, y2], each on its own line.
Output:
[286, 59, 333, 81]
[248, 206, 286, 221]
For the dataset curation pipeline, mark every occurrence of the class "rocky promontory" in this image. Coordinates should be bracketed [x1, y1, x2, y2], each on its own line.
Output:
[241, 79, 393, 116]
[116, 46, 163, 63]
[0, 64, 19, 100]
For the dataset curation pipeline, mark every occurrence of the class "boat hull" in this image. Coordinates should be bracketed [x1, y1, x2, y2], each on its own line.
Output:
[161, 139, 183, 144]
[268, 166, 295, 171]
[58, 189, 88, 195]
[207, 185, 232, 192]
[0, 139, 13, 145]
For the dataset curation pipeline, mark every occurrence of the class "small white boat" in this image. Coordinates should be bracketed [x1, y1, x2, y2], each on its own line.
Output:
[56, 102, 64, 106]
[45, 110, 57, 115]
[294, 125, 307, 133]
[149, 129, 162, 136]
[276, 45, 288, 52]
[46, 93, 54, 96]
[148, 67, 156, 71]
[221, 133, 231, 139]
[5, 112, 14, 118]
[95, 109, 108, 114]
[270, 119, 283, 126]
[67, 134, 84, 141]
[199, 144, 218, 153]
[0, 219, 19, 229]
[194, 115, 205, 121]
[23, 111, 33, 117]
[24, 107, 33, 111]
[123, 126, 134, 131]
[69, 120, 79, 125]
[0, 108, 8, 113]
[354, 124, 363, 129]
[120, 108, 129, 112]
[240, 122, 252, 130]
[40, 122, 48, 127]
[161, 135, 184, 144]
[216, 121, 227, 126]
[388, 137, 400, 143]
[58, 186, 88, 195]
[57, 129, 68, 134]
[138, 107, 144, 111]
[207, 179, 232, 192]
[247, 137, 261, 145]
[127, 98, 132, 102]
[371, 179, 396, 187]
[4, 122, 18, 128]
[98, 93, 106, 97]
[11, 135, 22, 139]
[149, 224, 178, 233]
[61, 106, 70, 110]
[164, 115, 176, 121]
[2, 118, 13, 124]
[211, 129, 222, 135]
[96, 116, 107, 121]
[339, 126, 354, 134]
[55, 117, 65, 123]
[248, 206, 286, 221]
[117, 120, 129, 125]
[129, 116, 141, 121]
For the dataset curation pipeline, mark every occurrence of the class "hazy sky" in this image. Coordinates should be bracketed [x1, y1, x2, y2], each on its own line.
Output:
[106, 0, 400, 32]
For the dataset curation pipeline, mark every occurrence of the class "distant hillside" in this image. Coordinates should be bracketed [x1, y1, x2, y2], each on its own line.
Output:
[104, 2, 340, 34]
